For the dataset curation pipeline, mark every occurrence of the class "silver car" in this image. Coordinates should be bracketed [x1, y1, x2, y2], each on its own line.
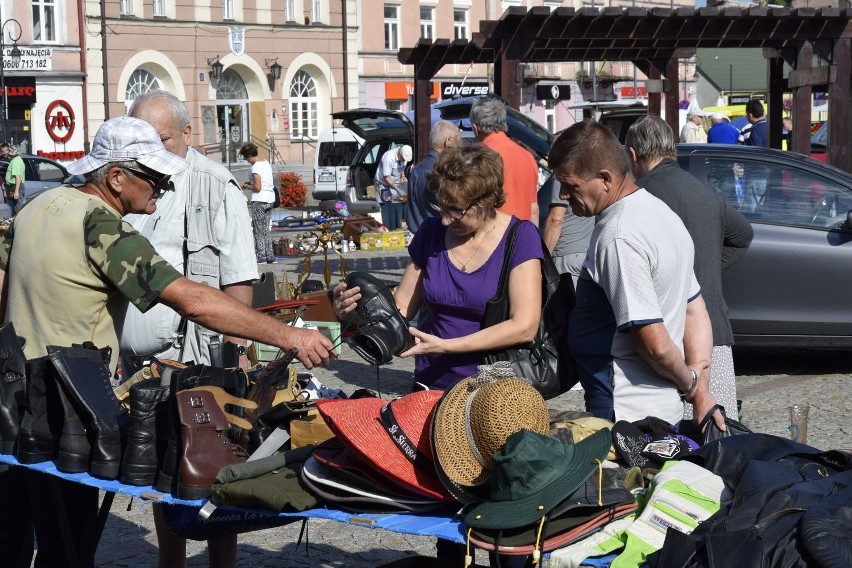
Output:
[0, 154, 83, 218]
[678, 143, 852, 348]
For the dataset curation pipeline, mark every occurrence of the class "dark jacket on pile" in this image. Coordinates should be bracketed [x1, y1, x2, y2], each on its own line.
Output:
[651, 433, 852, 568]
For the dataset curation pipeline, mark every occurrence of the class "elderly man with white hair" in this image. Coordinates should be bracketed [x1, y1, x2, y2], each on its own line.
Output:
[707, 112, 741, 144]
[680, 109, 708, 143]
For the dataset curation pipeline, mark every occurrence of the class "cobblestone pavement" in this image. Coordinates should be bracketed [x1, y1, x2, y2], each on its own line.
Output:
[89, 239, 851, 567]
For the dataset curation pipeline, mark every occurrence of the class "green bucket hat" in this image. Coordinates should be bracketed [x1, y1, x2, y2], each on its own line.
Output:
[464, 428, 611, 530]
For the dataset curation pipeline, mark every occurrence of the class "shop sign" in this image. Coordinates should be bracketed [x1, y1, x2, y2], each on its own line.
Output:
[620, 86, 647, 98]
[535, 84, 571, 101]
[440, 82, 489, 98]
[2, 47, 52, 72]
[45, 99, 75, 144]
[384, 82, 439, 101]
[2, 77, 37, 103]
[37, 149, 85, 160]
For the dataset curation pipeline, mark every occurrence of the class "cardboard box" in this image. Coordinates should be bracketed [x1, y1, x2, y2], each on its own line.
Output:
[359, 230, 407, 251]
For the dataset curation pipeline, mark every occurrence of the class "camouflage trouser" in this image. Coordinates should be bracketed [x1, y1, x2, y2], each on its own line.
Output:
[251, 201, 274, 262]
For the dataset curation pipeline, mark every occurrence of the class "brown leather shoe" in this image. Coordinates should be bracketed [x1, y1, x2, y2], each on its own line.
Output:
[175, 389, 247, 499]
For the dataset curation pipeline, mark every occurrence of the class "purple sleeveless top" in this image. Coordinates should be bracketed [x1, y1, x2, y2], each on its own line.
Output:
[407, 216, 543, 390]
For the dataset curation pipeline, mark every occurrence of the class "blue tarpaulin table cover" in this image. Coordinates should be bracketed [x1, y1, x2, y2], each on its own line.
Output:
[0, 453, 616, 565]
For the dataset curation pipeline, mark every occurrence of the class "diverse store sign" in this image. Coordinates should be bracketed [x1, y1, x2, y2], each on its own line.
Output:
[45, 99, 75, 144]
[440, 82, 489, 98]
[1, 47, 52, 72]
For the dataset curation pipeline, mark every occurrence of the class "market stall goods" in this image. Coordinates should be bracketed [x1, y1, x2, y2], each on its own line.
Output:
[431, 366, 549, 503]
[317, 390, 454, 501]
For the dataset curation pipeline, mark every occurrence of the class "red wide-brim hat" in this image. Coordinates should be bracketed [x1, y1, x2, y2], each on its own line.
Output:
[317, 391, 454, 501]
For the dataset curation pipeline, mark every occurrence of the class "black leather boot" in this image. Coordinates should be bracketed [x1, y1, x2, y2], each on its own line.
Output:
[16, 357, 63, 464]
[0, 323, 27, 454]
[53, 370, 92, 474]
[120, 383, 170, 486]
[154, 368, 183, 494]
[48, 346, 128, 479]
[345, 272, 415, 364]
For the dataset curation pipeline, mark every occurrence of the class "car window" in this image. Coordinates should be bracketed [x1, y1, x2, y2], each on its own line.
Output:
[317, 142, 358, 167]
[31, 159, 66, 185]
[362, 144, 382, 166]
[703, 157, 851, 229]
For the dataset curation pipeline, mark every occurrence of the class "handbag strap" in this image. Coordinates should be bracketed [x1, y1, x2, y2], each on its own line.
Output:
[699, 403, 726, 430]
[492, 219, 523, 302]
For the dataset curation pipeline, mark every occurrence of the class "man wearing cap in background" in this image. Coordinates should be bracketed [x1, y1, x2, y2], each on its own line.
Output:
[0, 116, 333, 567]
[375, 144, 412, 231]
[471, 96, 539, 226]
[680, 109, 707, 144]
[707, 113, 740, 145]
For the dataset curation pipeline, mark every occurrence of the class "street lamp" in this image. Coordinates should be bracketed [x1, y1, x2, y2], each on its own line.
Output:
[0, 17, 23, 143]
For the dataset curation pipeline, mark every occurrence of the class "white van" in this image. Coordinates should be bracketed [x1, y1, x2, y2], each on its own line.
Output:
[313, 128, 363, 202]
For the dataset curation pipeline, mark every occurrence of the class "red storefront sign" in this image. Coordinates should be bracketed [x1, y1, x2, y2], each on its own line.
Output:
[620, 86, 648, 98]
[45, 99, 75, 143]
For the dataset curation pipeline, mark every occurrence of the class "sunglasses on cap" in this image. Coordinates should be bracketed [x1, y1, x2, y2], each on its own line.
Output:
[121, 166, 172, 196]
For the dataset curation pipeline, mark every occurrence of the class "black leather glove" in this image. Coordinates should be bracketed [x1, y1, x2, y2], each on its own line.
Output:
[345, 272, 414, 365]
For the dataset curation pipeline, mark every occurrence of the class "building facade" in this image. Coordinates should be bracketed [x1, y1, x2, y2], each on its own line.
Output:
[83, 0, 355, 165]
[1, 0, 87, 160]
[1, 0, 707, 168]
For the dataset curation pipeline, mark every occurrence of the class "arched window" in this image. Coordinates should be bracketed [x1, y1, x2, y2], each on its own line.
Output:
[125, 68, 160, 110]
[215, 69, 249, 100]
[288, 70, 318, 140]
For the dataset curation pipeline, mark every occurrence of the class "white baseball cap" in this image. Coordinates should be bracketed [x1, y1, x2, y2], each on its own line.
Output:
[67, 116, 187, 176]
[399, 145, 413, 162]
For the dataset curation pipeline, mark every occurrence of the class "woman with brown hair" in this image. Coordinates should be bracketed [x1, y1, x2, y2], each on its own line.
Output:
[335, 144, 543, 390]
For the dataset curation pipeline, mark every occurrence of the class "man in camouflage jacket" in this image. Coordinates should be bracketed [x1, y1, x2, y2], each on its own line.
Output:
[0, 116, 333, 568]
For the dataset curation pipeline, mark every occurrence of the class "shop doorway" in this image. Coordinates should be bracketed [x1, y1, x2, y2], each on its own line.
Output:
[215, 69, 250, 166]
[216, 104, 248, 164]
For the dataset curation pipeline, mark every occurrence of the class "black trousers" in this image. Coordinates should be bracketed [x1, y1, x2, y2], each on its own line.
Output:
[0, 467, 34, 568]
[26, 470, 98, 567]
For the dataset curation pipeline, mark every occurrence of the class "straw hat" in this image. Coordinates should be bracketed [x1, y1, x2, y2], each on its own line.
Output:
[431, 363, 550, 503]
[317, 390, 454, 501]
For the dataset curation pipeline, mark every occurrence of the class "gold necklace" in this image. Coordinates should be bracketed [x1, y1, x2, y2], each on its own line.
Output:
[449, 221, 496, 272]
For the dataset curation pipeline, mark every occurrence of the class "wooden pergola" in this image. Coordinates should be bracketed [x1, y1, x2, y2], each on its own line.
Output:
[398, 6, 852, 171]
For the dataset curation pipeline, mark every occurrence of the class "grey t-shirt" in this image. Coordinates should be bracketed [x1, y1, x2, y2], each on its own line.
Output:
[550, 180, 594, 258]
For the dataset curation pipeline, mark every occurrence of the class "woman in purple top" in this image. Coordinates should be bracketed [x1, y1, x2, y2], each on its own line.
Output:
[334, 145, 543, 390]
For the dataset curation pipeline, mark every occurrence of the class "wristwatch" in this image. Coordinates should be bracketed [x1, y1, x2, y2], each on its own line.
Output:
[235, 344, 248, 356]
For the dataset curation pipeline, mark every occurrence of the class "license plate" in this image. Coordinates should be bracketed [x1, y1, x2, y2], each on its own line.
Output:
[318, 173, 335, 182]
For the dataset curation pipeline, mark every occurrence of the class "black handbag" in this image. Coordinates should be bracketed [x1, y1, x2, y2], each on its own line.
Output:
[481, 220, 578, 399]
[699, 404, 752, 445]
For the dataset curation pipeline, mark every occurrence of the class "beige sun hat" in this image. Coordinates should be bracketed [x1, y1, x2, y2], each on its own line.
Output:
[431, 362, 550, 504]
